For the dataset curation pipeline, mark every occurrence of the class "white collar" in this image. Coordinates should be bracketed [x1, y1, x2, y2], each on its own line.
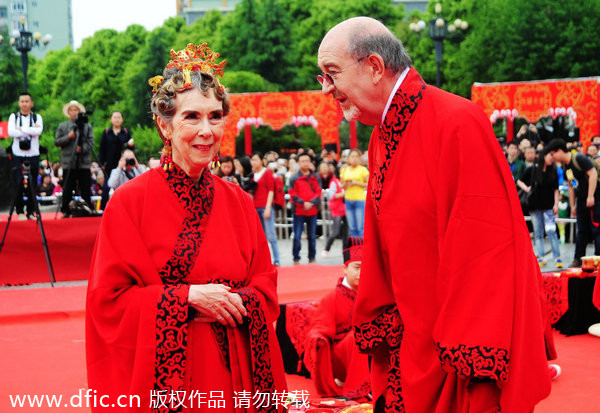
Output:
[381, 66, 410, 125]
[342, 276, 352, 290]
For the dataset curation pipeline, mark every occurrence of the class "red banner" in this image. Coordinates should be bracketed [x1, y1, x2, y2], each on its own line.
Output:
[221, 91, 343, 156]
[0, 121, 9, 138]
[471, 77, 600, 146]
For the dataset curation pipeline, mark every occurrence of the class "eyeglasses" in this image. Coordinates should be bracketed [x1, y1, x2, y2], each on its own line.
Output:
[317, 57, 365, 86]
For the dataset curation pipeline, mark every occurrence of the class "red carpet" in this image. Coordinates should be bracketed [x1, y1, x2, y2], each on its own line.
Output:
[1, 267, 599, 412]
[0, 215, 100, 285]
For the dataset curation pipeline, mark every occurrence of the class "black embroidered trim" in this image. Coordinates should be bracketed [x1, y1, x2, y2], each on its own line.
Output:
[154, 164, 215, 412]
[237, 286, 277, 413]
[371, 69, 426, 216]
[436, 343, 510, 382]
[154, 285, 189, 413]
[354, 306, 404, 412]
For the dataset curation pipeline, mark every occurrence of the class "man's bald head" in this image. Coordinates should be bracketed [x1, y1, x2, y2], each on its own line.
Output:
[320, 16, 411, 75]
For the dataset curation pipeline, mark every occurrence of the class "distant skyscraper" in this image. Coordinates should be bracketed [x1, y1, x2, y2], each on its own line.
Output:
[0, 0, 72, 58]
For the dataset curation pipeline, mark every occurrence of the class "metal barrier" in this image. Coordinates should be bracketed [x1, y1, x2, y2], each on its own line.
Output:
[524, 215, 577, 243]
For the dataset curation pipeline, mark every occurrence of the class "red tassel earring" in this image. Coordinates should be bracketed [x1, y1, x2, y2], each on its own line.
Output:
[162, 141, 174, 171]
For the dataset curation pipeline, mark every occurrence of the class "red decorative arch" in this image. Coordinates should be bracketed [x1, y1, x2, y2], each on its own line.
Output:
[220, 91, 343, 156]
[471, 77, 600, 145]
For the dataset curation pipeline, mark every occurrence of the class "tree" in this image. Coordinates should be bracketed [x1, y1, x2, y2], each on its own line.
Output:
[120, 26, 175, 128]
[290, 0, 405, 91]
[219, 0, 296, 89]
[223, 71, 279, 93]
[0, 30, 24, 118]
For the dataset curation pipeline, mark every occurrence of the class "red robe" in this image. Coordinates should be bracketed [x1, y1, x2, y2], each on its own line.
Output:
[86, 165, 286, 412]
[304, 277, 370, 400]
[354, 68, 551, 412]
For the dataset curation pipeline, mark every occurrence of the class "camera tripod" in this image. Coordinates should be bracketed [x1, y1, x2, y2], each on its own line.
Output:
[0, 160, 56, 286]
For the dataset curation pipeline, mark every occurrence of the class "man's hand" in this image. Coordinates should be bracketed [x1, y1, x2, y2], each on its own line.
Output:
[587, 196, 595, 208]
[263, 208, 271, 219]
[117, 157, 126, 170]
[303, 201, 313, 210]
[68, 130, 76, 139]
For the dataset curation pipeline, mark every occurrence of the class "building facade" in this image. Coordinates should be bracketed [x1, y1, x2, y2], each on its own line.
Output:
[0, 0, 72, 58]
[177, 0, 242, 24]
[178, 0, 427, 24]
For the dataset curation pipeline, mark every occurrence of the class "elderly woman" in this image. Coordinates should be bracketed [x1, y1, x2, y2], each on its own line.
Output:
[86, 44, 286, 412]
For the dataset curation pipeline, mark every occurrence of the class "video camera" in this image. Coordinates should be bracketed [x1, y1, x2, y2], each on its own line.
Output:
[74, 110, 94, 129]
[126, 158, 136, 167]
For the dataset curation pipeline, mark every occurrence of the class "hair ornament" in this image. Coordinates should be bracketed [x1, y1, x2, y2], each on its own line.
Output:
[148, 75, 164, 93]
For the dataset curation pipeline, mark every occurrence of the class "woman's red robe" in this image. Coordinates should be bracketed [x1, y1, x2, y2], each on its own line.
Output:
[354, 68, 551, 412]
[86, 165, 286, 412]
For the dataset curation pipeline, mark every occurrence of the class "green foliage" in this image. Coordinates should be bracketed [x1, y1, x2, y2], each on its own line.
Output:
[236, 124, 321, 155]
[3, 0, 600, 160]
[223, 71, 280, 93]
[0, 30, 23, 117]
[219, 0, 296, 89]
[128, 126, 164, 163]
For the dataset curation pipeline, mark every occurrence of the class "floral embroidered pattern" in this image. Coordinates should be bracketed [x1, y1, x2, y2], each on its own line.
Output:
[370, 69, 426, 217]
[436, 343, 510, 382]
[354, 306, 404, 412]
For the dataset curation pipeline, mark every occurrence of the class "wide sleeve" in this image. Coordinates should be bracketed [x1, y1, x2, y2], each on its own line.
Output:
[303, 292, 342, 397]
[354, 127, 397, 328]
[86, 186, 190, 405]
[431, 108, 550, 410]
[238, 190, 279, 323]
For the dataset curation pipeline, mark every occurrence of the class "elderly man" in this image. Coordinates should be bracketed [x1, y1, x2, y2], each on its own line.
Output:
[318, 17, 551, 412]
[55, 100, 94, 218]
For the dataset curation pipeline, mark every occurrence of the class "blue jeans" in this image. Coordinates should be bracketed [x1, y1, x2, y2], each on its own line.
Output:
[293, 214, 317, 262]
[345, 199, 365, 237]
[256, 207, 280, 265]
[530, 209, 561, 260]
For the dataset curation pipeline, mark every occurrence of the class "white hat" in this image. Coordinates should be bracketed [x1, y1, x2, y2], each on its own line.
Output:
[62, 100, 86, 118]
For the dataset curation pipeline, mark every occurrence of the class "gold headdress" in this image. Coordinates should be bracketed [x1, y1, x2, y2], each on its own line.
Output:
[148, 43, 226, 93]
[149, 43, 227, 171]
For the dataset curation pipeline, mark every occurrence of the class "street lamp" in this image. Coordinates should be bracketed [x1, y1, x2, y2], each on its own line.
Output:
[409, 3, 468, 88]
[0, 15, 52, 93]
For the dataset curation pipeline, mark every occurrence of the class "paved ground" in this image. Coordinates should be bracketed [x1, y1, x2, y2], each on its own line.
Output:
[1, 202, 587, 288]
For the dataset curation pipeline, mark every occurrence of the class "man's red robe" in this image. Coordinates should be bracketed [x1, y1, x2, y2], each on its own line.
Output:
[304, 277, 370, 400]
[354, 68, 551, 412]
[86, 165, 286, 412]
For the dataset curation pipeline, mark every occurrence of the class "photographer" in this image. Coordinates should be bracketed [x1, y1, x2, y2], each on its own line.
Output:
[98, 111, 134, 209]
[8, 92, 43, 219]
[107, 149, 147, 191]
[55, 100, 94, 218]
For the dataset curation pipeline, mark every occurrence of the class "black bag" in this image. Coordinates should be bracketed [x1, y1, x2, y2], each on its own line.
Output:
[525, 185, 537, 211]
[68, 199, 94, 217]
[18, 137, 31, 151]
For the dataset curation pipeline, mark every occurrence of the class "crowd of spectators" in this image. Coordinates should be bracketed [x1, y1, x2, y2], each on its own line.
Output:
[503, 124, 600, 268]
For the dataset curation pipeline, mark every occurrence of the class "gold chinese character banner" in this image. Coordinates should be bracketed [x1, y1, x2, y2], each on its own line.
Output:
[221, 91, 343, 156]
